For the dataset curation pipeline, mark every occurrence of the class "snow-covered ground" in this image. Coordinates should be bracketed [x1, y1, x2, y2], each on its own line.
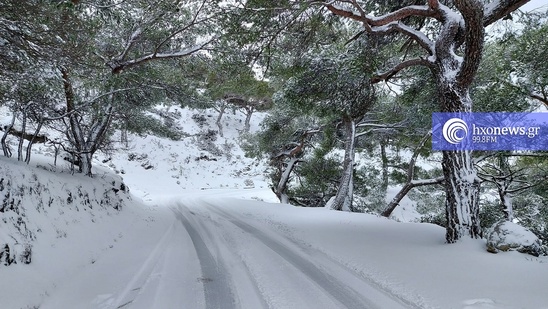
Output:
[1, 106, 547, 309]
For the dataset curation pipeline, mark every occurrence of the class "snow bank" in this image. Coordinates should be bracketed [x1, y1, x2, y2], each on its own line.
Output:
[0, 155, 131, 266]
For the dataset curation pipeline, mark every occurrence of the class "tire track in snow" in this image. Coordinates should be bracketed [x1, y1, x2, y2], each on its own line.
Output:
[208, 205, 411, 309]
[172, 205, 236, 309]
[112, 221, 176, 309]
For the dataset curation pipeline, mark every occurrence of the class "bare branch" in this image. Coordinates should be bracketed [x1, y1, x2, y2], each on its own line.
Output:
[530, 92, 548, 107]
[83, 0, 129, 9]
[406, 131, 432, 183]
[371, 58, 432, 83]
[154, 0, 210, 55]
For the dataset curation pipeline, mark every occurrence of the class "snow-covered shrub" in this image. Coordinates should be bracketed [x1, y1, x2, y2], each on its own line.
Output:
[191, 113, 208, 128]
[479, 199, 506, 233]
[419, 213, 446, 228]
[244, 179, 255, 188]
[352, 165, 385, 213]
[480, 193, 548, 250]
[221, 141, 235, 161]
[195, 129, 222, 156]
[287, 155, 340, 207]
[512, 194, 548, 246]
[486, 221, 545, 257]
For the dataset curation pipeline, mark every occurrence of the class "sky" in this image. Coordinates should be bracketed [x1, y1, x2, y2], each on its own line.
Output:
[520, 0, 548, 13]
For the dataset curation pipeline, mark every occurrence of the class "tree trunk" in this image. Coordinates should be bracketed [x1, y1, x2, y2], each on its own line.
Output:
[121, 119, 129, 148]
[380, 137, 389, 194]
[330, 117, 356, 211]
[382, 177, 445, 218]
[243, 107, 253, 133]
[436, 77, 482, 242]
[17, 110, 27, 161]
[216, 104, 226, 137]
[442, 150, 482, 242]
[2, 113, 16, 157]
[274, 157, 299, 204]
[62, 67, 85, 162]
[496, 155, 514, 221]
[79, 151, 93, 176]
[62, 68, 114, 177]
[25, 120, 43, 164]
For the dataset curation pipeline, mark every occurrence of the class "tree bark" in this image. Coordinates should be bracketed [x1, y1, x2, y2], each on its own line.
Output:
[442, 150, 482, 242]
[25, 120, 43, 164]
[274, 157, 299, 204]
[380, 137, 389, 194]
[216, 103, 226, 137]
[496, 155, 514, 221]
[243, 106, 254, 133]
[330, 116, 356, 211]
[17, 109, 27, 161]
[436, 78, 483, 242]
[1, 113, 16, 157]
[62, 68, 114, 176]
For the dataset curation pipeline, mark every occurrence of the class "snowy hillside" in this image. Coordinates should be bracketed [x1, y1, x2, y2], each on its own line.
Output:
[99, 106, 270, 200]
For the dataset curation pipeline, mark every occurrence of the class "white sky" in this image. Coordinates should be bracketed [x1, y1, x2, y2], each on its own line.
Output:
[519, 0, 548, 12]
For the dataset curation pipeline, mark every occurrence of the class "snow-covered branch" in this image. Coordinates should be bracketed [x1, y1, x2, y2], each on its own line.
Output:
[83, 0, 129, 9]
[483, 0, 531, 26]
[324, 2, 442, 26]
[323, 2, 438, 54]
[109, 40, 210, 74]
[372, 22, 434, 54]
[406, 131, 432, 183]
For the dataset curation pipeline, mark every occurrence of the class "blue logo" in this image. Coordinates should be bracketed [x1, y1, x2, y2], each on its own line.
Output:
[432, 112, 548, 151]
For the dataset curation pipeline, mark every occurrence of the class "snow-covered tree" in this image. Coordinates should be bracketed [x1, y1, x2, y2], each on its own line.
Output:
[235, 0, 532, 242]
[319, 0, 531, 242]
[275, 40, 379, 211]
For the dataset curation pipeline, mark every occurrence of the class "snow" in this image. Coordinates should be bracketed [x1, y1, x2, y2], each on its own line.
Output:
[385, 186, 422, 222]
[1, 105, 548, 309]
[488, 221, 540, 247]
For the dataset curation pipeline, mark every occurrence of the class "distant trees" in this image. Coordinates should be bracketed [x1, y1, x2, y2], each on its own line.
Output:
[0, 0, 220, 175]
[205, 57, 272, 136]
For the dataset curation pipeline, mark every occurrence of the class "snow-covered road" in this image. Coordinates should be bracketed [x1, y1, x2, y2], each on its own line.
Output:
[31, 190, 548, 309]
[110, 198, 413, 309]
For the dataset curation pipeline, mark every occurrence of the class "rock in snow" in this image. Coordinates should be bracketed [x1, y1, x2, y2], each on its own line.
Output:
[486, 220, 544, 256]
